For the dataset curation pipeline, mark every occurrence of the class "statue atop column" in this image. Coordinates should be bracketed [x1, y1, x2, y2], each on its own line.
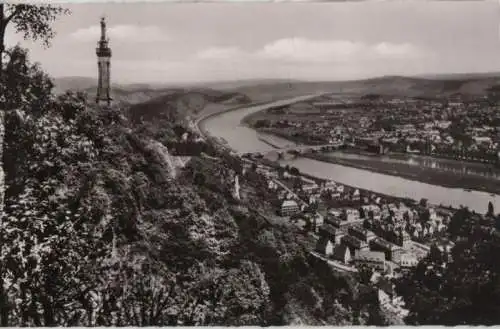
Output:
[96, 16, 112, 106]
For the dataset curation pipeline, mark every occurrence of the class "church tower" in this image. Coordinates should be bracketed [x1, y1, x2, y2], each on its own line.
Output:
[96, 17, 112, 106]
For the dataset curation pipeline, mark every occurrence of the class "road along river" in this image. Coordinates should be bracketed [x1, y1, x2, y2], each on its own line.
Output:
[201, 95, 500, 213]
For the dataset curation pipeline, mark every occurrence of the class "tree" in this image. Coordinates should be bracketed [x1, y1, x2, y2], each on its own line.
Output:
[419, 198, 428, 208]
[305, 202, 318, 215]
[173, 124, 186, 138]
[358, 265, 373, 285]
[487, 201, 494, 217]
[428, 244, 443, 264]
[448, 207, 473, 238]
[254, 119, 270, 129]
[289, 166, 300, 176]
[495, 215, 500, 232]
[250, 163, 258, 172]
[0, 4, 69, 75]
[0, 46, 63, 326]
[0, 88, 113, 326]
[194, 172, 206, 186]
[359, 207, 366, 219]
[1, 46, 53, 113]
[395, 207, 500, 326]
[277, 166, 284, 178]
[420, 209, 431, 223]
[0, 8, 68, 319]
[292, 176, 303, 190]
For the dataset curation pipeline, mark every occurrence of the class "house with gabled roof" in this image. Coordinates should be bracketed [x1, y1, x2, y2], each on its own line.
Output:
[319, 223, 344, 244]
[354, 250, 386, 271]
[315, 236, 334, 256]
[332, 244, 352, 264]
[280, 199, 300, 217]
[341, 235, 369, 255]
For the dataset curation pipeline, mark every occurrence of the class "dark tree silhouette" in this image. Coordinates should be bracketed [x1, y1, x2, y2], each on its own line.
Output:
[292, 176, 303, 190]
[487, 201, 494, 217]
[359, 207, 366, 219]
[448, 207, 473, 238]
[0, 4, 69, 74]
[419, 198, 428, 208]
[194, 172, 206, 186]
[420, 209, 431, 223]
[428, 244, 443, 264]
[358, 265, 373, 285]
[289, 166, 300, 176]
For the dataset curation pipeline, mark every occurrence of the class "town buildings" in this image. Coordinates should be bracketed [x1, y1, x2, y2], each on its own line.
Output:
[280, 200, 300, 216]
[399, 252, 419, 269]
[332, 244, 352, 264]
[354, 250, 386, 271]
[251, 158, 436, 276]
[316, 236, 335, 256]
[254, 94, 500, 166]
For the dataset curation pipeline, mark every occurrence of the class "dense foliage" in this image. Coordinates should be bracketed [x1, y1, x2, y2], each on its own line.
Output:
[0, 47, 273, 325]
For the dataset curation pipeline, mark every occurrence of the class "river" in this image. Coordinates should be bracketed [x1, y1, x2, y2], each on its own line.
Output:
[201, 95, 500, 213]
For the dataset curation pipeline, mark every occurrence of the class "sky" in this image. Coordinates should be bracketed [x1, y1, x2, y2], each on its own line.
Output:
[5, 1, 500, 84]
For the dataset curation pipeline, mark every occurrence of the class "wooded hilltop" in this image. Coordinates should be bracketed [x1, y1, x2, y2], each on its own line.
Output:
[0, 44, 388, 326]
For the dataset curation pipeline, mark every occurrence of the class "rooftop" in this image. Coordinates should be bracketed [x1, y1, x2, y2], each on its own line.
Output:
[319, 224, 337, 237]
[355, 250, 386, 263]
[341, 235, 365, 248]
[333, 244, 350, 259]
[372, 238, 401, 250]
[282, 200, 298, 208]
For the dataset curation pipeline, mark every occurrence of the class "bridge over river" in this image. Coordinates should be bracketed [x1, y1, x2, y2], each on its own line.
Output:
[247, 136, 345, 158]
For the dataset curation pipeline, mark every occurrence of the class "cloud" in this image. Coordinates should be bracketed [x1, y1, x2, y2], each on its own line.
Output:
[195, 47, 245, 60]
[176, 38, 431, 83]
[257, 38, 364, 63]
[257, 38, 427, 63]
[70, 24, 170, 43]
[193, 38, 428, 66]
[373, 42, 424, 58]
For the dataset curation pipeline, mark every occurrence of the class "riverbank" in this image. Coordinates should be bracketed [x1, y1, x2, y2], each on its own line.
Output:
[197, 94, 324, 140]
[256, 156, 457, 212]
[195, 99, 278, 139]
[298, 170, 424, 208]
[340, 148, 500, 172]
[306, 153, 500, 196]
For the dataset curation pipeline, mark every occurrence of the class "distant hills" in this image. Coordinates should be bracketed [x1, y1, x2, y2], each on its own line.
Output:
[227, 75, 500, 101]
[53, 77, 184, 105]
[52, 77, 298, 94]
[53, 76, 96, 94]
[52, 76, 161, 95]
[53, 72, 500, 103]
[416, 71, 500, 80]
